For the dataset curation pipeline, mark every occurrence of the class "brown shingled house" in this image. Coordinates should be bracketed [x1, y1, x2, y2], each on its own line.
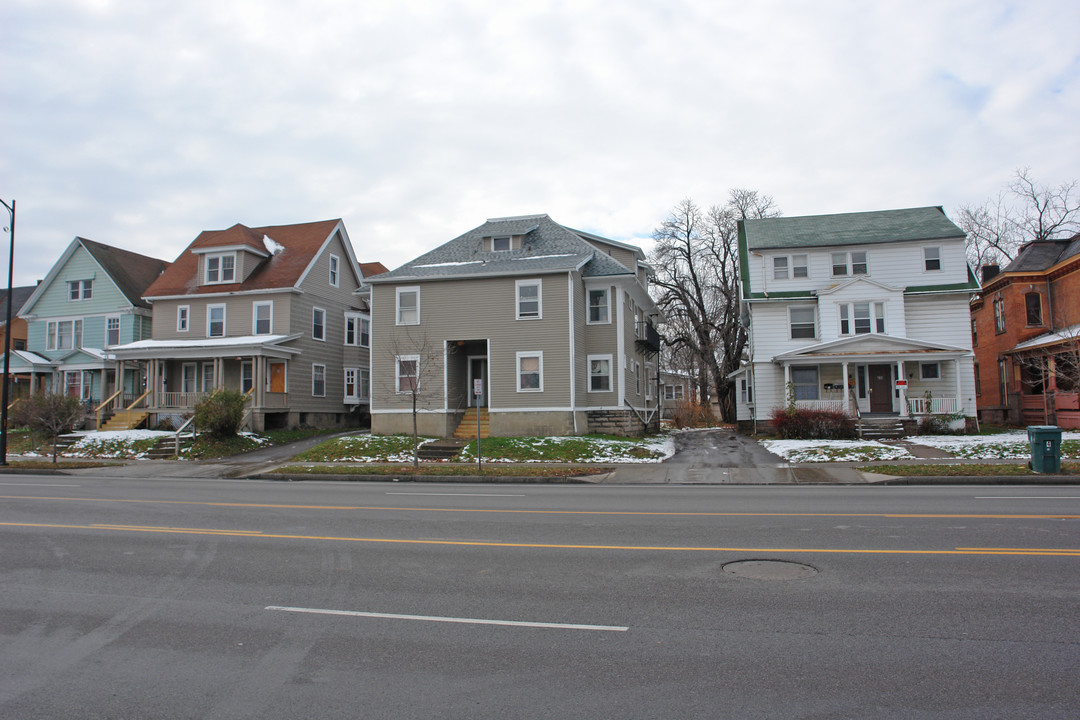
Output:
[111, 219, 381, 430]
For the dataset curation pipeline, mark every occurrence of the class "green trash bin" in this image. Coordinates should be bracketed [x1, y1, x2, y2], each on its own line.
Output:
[1027, 425, 1062, 474]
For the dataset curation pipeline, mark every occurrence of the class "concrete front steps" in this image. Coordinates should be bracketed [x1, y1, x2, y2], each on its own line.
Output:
[417, 439, 469, 461]
[454, 407, 490, 439]
[859, 414, 905, 440]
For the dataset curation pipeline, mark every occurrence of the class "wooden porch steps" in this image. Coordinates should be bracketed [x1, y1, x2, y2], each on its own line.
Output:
[453, 407, 490, 439]
[100, 410, 149, 432]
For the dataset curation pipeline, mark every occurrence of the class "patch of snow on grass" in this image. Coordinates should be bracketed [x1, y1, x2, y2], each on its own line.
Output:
[763, 439, 913, 463]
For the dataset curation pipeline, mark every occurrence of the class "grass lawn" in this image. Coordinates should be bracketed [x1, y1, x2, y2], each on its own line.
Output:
[292, 434, 437, 463]
[860, 462, 1080, 476]
[272, 463, 610, 478]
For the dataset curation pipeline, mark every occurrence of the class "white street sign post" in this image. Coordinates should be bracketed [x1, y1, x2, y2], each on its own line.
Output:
[473, 379, 483, 471]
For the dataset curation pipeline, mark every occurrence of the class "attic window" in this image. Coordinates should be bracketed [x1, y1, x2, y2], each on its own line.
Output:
[492, 236, 511, 252]
[206, 253, 235, 284]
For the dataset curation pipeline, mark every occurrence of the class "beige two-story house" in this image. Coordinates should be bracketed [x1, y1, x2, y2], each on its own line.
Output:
[111, 219, 382, 430]
[367, 214, 661, 438]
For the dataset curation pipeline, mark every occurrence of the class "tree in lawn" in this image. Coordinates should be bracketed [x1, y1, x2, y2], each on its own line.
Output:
[384, 328, 451, 468]
[13, 393, 85, 463]
[650, 191, 780, 422]
[958, 168, 1080, 269]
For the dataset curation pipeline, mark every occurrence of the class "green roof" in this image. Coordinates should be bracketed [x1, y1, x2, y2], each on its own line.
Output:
[741, 206, 965, 251]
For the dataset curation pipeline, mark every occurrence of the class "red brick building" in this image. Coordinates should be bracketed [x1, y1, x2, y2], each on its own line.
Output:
[971, 233, 1080, 426]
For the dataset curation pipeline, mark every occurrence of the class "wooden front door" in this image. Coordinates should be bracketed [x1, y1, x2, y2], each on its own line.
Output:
[868, 364, 893, 413]
[268, 362, 286, 393]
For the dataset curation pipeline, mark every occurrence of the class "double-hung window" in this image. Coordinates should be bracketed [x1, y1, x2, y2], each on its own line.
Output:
[831, 251, 867, 276]
[791, 367, 819, 400]
[207, 304, 226, 338]
[993, 295, 1006, 333]
[312, 307, 325, 341]
[329, 254, 340, 287]
[46, 319, 82, 350]
[517, 351, 543, 392]
[311, 364, 326, 397]
[920, 362, 941, 380]
[396, 355, 419, 393]
[396, 287, 420, 325]
[106, 316, 120, 346]
[68, 279, 92, 300]
[789, 306, 816, 339]
[587, 288, 610, 324]
[1025, 292, 1042, 326]
[588, 354, 612, 392]
[924, 246, 941, 271]
[253, 301, 272, 335]
[345, 313, 371, 347]
[516, 279, 542, 320]
[839, 302, 885, 335]
[177, 305, 190, 332]
[241, 361, 254, 393]
[205, 253, 235, 283]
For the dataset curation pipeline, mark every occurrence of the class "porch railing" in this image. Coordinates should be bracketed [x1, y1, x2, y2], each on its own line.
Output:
[159, 391, 210, 409]
[795, 399, 848, 413]
[907, 396, 960, 415]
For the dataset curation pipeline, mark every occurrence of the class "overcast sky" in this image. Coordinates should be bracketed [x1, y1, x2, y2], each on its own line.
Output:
[3, 0, 1078, 287]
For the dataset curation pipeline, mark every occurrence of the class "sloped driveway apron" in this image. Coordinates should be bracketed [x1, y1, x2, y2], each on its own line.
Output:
[605, 429, 872, 484]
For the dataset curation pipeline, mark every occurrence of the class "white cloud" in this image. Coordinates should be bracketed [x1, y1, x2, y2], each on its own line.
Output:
[2, 0, 1077, 284]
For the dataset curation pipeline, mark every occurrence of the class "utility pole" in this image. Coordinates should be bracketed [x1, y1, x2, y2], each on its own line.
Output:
[0, 198, 15, 466]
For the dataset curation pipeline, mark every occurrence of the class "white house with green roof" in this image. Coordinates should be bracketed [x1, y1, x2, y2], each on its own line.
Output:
[734, 207, 980, 433]
[366, 214, 661, 438]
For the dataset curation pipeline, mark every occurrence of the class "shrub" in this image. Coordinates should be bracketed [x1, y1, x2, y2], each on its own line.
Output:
[770, 407, 857, 440]
[13, 393, 86, 462]
[193, 390, 248, 439]
[670, 398, 715, 429]
[917, 413, 965, 435]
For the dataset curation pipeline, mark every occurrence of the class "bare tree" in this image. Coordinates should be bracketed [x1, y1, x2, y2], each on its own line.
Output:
[650, 190, 779, 421]
[382, 328, 451, 467]
[958, 168, 1080, 268]
[14, 393, 85, 463]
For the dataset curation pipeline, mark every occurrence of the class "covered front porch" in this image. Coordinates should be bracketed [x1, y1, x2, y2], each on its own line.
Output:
[775, 335, 973, 421]
[110, 335, 301, 430]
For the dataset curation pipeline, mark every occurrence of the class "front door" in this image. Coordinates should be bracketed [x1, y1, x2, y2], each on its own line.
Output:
[268, 362, 286, 393]
[868, 364, 893, 413]
[468, 357, 487, 407]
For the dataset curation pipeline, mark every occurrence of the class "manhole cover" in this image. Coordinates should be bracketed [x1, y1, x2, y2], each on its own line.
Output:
[722, 559, 818, 580]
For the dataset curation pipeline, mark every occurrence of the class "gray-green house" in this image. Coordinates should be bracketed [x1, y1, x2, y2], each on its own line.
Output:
[367, 214, 661, 438]
[16, 237, 168, 406]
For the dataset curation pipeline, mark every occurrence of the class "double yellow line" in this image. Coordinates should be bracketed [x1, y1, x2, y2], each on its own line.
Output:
[2, 521, 1079, 557]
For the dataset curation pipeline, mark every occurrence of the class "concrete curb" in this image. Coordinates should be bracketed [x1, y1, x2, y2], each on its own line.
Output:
[249, 472, 594, 484]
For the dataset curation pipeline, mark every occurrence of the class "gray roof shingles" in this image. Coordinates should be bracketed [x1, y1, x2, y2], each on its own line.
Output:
[742, 206, 965, 251]
[369, 214, 637, 282]
[1002, 233, 1080, 273]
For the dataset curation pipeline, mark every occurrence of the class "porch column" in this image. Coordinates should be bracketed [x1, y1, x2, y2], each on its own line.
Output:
[214, 358, 222, 389]
[783, 363, 791, 406]
[841, 362, 850, 414]
[149, 359, 158, 407]
[897, 360, 908, 418]
[954, 358, 963, 415]
[254, 356, 263, 407]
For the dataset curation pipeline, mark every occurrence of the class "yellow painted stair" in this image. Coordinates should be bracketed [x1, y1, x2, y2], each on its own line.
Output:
[100, 410, 149, 432]
[453, 407, 490, 439]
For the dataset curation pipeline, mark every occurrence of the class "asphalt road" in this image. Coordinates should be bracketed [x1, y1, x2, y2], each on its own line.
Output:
[1, 475, 1078, 718]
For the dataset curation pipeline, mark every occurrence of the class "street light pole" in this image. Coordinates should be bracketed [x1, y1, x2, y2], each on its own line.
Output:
[0, 198, 14, 466]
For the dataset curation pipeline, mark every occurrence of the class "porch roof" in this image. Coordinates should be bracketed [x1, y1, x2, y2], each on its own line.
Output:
[774, 334, 969, 364]
[1012, 322, 1080, 352]
[6, 349, 54, 371]
[110, 334, 302, 360]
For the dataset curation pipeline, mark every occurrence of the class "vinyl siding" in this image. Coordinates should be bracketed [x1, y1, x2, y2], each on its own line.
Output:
[24, 245, 131, 319]
[371, 274, 572, 411]
[152, 294, 295, 339]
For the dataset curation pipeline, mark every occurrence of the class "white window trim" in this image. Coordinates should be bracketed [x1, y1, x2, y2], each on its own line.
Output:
[360, 368, 370, 400]
[344, 367, 359, 401]
[204, 252, 237, 284]
[68, 279, 93, 301]
[789, 305, 817, 340]
[396, 286, 420, 326]
[312, 306, 326, 341]
[516, 351, 544, 393]
[311, 363, 326, 397]
[831, 250, 868, 277]
[181, 362, 198, 393]
[177, 305, 190, 332]
[515, 279, 543, 320]
[588, 353, 613, 393]
[329, 254, 340, 287]
[587, 287, 611, 325]
[396, 354, 420, 394]
[923, 246, 942, 272]
[360, 317, 370, 348]
[344, 312, 362, 346]
[492, 236, 511, 252]
[838, 302, 884, 336]
[919, 362, 941, 381]
[240, 360, 254, 394]
[207, 304, 226, 338]
[105, 315, 121, 347]
[253, 301, 273, 335]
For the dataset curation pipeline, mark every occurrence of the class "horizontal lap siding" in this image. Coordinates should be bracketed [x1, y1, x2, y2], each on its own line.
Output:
[26, 245, 130, 319]
[152, 294, 294, 339]
[371, 274, 572, 411]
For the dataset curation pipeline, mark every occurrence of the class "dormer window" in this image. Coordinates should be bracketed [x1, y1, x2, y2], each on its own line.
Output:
[492, 236, 511, 252]
[205, 253, 236, 284]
